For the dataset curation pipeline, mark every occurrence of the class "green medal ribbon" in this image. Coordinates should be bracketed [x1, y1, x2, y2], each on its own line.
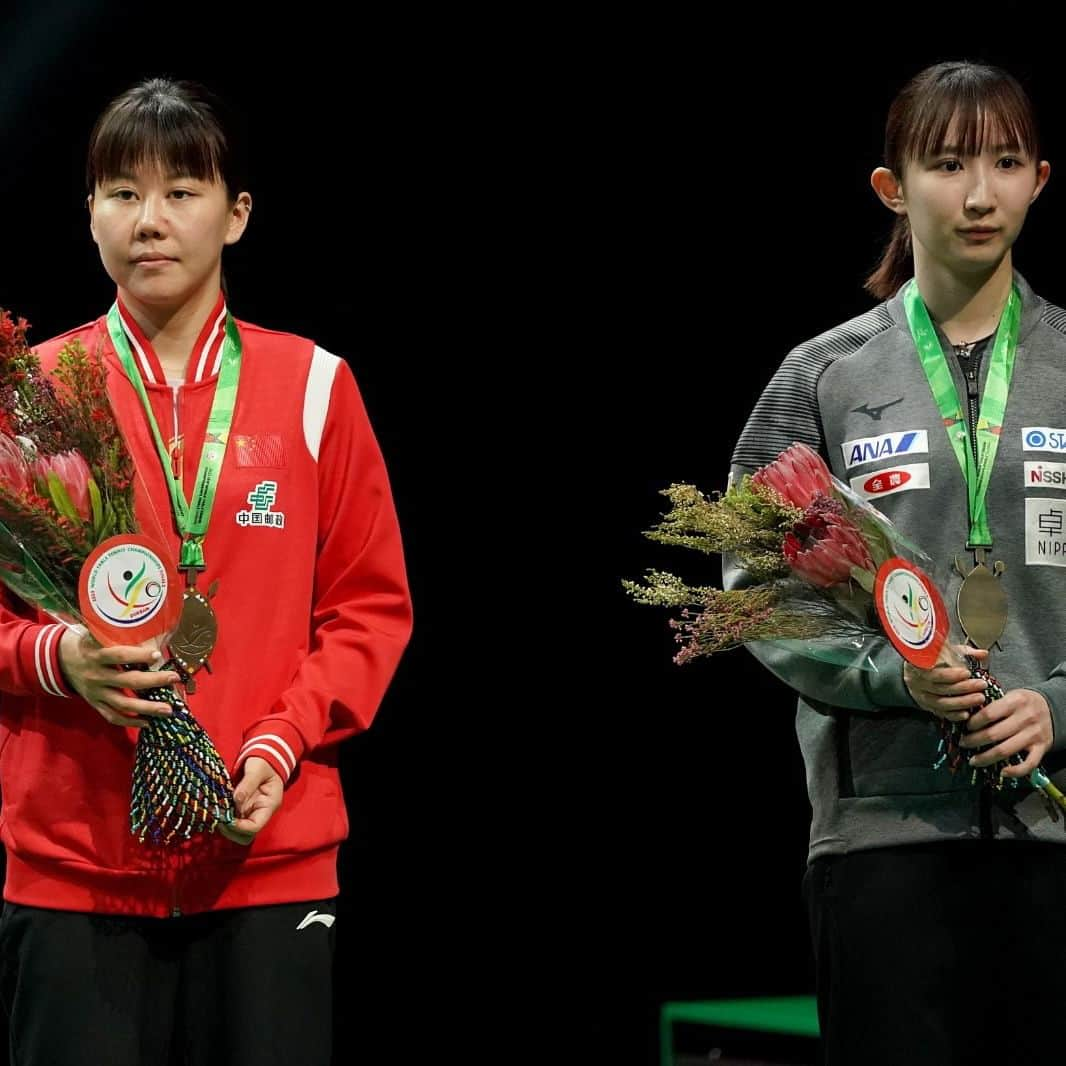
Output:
[106, 304, 241, 570]
[902, 280, 1020, 549]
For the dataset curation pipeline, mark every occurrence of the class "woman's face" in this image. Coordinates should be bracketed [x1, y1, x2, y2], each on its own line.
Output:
[898, 120, 1049, 277]
[89, 162, 250, 313]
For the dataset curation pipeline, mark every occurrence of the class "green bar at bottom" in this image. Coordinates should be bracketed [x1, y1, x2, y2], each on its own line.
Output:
[660, 996, 819, 1066]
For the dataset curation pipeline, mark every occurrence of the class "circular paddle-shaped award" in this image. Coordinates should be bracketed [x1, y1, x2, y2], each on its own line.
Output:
[78, 534, 182, 647]
[874, 557, 949, 669]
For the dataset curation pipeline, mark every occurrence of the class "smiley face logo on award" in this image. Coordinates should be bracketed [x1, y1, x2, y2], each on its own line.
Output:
[874, 557, 949, 669]
[78, 534, 182, 646]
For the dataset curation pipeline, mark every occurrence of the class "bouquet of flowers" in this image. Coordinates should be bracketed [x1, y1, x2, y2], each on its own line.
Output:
[0, 309, 244, 845]
[625, 441, 1066, 815]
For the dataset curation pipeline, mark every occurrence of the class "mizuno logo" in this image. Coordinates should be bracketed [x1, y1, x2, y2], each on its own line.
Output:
[851, 397, 904, 421]
[297, 910, 336, 930]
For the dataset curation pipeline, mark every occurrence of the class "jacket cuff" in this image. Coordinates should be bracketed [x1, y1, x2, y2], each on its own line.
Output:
[1022, 678, 1066, 752]
[22, 623, 74, 699]
[236, 719, 304, 784]
[864, 647, 919, 710]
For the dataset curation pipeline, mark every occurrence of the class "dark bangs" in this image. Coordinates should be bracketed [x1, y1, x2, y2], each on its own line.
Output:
[86, 79, 245, 197]
[887, 62, 1040, 169]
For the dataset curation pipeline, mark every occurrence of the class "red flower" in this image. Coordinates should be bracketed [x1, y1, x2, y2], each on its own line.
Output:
[783, 501, 874, 588]
[33, 450, 92, 522]
[751, 442, 834, 510]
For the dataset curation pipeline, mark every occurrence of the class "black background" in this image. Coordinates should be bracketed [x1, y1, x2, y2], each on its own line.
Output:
[2, 9, 1066, 1063]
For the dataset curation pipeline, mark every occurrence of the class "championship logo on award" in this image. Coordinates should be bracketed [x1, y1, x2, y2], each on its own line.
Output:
[874, 556, 949, 669]
[78, 534, 181, 646]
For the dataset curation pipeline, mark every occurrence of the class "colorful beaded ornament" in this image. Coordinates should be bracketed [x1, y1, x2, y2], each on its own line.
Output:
[126, 659, 238, 844]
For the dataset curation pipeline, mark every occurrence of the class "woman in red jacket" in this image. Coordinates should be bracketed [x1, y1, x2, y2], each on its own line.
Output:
[0, 77, 413, 1065]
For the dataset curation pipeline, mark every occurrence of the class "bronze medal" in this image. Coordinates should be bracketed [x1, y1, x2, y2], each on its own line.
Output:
[170, 579, 219, 693]
[954, 550, 1007, 650]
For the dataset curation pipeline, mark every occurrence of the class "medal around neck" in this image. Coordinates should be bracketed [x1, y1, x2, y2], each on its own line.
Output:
[104, 304, 251, 844]
[170, 580, 219, 693]
[954, 552, 1007, 651]
[106, 305, 238, 693]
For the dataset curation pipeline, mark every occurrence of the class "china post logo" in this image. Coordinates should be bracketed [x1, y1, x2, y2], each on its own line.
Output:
[1023, 427, 1066, 452]
[236, 481, 286, 528]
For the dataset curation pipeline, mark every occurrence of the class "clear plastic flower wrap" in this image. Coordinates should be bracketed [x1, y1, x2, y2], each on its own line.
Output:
[625, 440, 1066, 816]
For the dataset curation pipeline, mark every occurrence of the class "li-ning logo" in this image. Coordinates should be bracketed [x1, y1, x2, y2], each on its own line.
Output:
[297, 910, 335, 930]
[236, 480, 286, 528]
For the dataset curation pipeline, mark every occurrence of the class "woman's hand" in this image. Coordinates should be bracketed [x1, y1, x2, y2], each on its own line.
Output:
[221, 757, 284, 845]
[58, 628, 179, 728]
[961, 689, 1053, 778]
[903, 645, 990, 722]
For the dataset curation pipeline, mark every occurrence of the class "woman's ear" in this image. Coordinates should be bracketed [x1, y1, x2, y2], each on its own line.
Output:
[87, 193, 98, 245]
[871, 167, 906, 216]
[224, 192, 252, 246]
[1031, 160, 1051, 204]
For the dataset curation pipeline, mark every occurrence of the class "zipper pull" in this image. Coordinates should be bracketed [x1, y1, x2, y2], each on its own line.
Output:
[169, 439, 183, 479]
[964, 353, 980, 398]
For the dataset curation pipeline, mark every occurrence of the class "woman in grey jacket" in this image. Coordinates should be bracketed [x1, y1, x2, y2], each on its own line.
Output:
[727, 60, 1066, 1064]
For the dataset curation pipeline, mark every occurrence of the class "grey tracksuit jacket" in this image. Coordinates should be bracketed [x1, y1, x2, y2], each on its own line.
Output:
[725, 272, 1066, 861]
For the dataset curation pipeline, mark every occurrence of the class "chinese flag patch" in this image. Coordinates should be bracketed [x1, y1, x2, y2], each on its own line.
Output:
[233, 434, 285, 468]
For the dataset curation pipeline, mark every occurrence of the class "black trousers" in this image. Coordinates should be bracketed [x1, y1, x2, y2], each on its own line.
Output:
[0, 898, 336, 1066]
[804, 841, 1066, 1066]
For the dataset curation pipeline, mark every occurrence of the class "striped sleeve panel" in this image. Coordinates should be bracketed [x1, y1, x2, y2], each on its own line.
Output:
[1041, 299, 1066, 337]
[731, 305, 894, 471]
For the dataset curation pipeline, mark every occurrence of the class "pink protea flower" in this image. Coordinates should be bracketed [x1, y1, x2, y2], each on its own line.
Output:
[0, 434, 30, 496]
[751, 442, 834, 510]
[783, 499, 874, 588]
[33, 450, 92, 522]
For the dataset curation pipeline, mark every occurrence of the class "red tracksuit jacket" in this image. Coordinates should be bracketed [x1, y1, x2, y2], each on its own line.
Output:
[0, 294, 413, 915]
